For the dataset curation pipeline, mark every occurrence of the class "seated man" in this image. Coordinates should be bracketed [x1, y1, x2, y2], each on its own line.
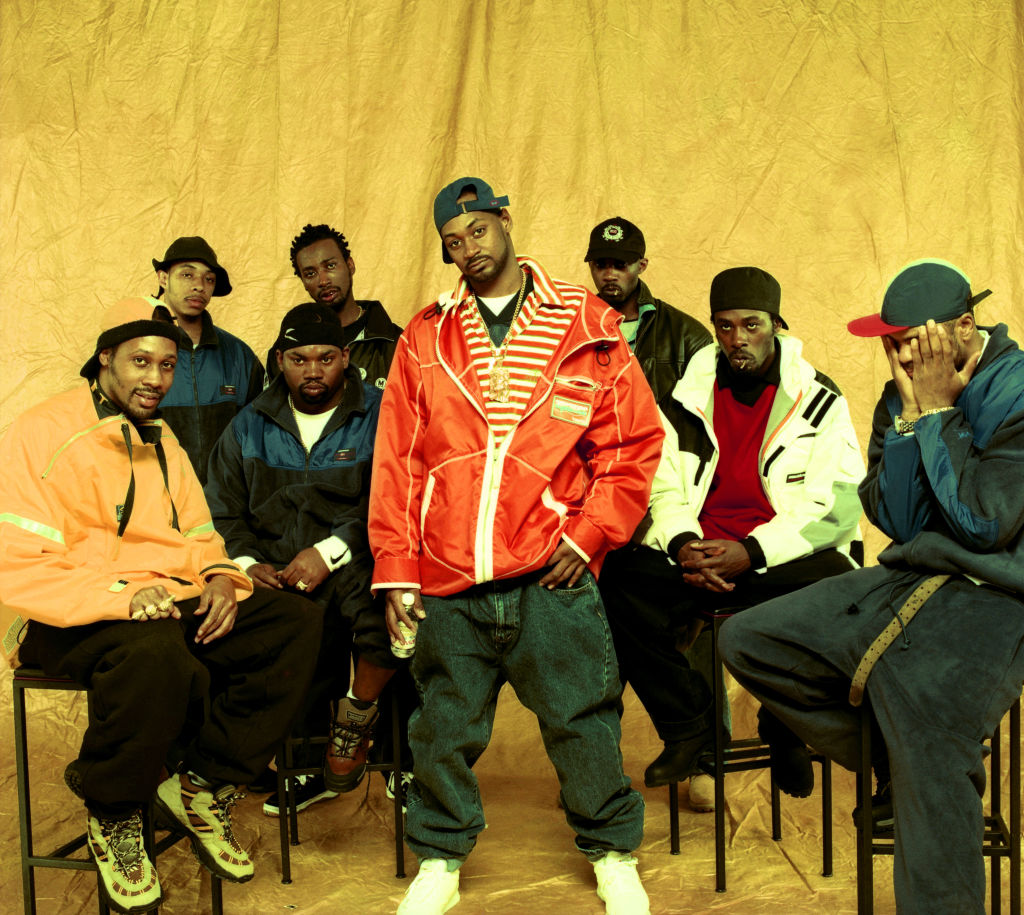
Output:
[600, 266, 864, 790]
[206, 303, 400, 815]
[0, 299, 321, 914]
[720, 260, 1024, 914]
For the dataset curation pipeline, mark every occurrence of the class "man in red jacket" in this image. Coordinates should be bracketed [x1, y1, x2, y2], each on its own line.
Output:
[369, 178, 664, 915]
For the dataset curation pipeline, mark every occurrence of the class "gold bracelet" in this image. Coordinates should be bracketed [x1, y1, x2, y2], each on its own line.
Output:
[920, 406, 955, 417]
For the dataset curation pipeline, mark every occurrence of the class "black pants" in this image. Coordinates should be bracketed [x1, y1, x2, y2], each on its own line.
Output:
[20, 588, 322, 819]
[598, 544, 854, 742]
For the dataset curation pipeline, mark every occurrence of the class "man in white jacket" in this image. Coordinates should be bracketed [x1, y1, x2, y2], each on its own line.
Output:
[601, 266, 865, 790]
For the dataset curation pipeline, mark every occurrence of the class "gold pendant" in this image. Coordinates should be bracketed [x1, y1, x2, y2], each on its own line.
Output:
[489, 364, 511, 403]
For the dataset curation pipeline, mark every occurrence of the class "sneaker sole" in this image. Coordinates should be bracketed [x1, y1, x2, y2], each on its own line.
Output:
[262, 788, 340, 817]
[95, 879, 164, 915]
[323, 762, 367, 794]
[152, 796, 254, 884]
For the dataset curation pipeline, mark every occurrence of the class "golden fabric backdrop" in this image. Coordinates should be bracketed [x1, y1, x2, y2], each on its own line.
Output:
[1, 1, 1022, 912]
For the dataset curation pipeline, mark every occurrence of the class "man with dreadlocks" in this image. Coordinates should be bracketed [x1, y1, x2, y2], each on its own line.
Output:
[0, 298, 322, 913]
[266, 223, 403, 390]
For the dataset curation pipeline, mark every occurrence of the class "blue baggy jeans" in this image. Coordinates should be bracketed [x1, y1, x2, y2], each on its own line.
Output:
[719, 565, 1024, 915]
[404, 570, 644, 863]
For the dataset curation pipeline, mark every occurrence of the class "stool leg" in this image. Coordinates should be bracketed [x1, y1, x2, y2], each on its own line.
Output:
[668, 783, 679, 855]
[1009, 698, 1020, 915]
[821, 757, 833, 877]
[14, 680, 37, 915]
[211, 875, 223, 915]
[712, 620, 727, 893]
[277, 742, 292, 884]
[993, 719, 1002, 915]
[770, 780, 781, 841]
[857, 705, 874, 915]
[389, 685, 406, 879]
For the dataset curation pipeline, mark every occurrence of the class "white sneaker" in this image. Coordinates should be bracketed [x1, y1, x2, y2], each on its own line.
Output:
[688, 773, 715, 812]
[593, 851, 650, 915]
[397, 858, 461, 914]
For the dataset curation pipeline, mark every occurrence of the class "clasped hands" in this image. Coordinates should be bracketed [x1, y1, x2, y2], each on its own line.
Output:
[677, 539, 750, 592]
[248, 547, 329, 594]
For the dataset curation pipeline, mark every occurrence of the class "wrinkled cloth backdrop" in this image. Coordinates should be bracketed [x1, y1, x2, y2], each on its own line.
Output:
[2, 1, 1022, 912]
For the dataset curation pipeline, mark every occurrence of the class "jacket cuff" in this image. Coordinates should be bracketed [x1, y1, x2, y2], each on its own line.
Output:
[668, 532, 701, 563]
[372, 557, 421, 591]
[740, 537, 766, 571]
[563, 515, 606, 563]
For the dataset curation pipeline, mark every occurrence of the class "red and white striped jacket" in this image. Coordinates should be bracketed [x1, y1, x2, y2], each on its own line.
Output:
[369, 256, 664, 596]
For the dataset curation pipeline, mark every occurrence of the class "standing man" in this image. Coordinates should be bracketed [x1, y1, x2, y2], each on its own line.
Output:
[600, 267, 864, 791]
[206, 303, 400, 816]
[269, 223, 403, 390]
[585, 217, 713, 809]
[371, 177, 664, 915]
[585, 217, 710, 404]
[0, 299, 321, 913]
[149, 236, 264, 485]
[720, 259, 1024, 914]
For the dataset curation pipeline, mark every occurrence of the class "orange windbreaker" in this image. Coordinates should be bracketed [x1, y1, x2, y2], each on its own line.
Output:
[0, 384, 251, 664]
[369, 256, 664, 596]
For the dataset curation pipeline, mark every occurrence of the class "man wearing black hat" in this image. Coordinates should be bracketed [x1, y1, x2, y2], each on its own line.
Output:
[0, 298, 321, 912]
[370, 178, 664, 914]
[206, 303, 400, 816]
[149, 236, 264, 485]
[600, 266, 864, 791]
[719, 259, 1024, 914]
[585, 217, 710, 404]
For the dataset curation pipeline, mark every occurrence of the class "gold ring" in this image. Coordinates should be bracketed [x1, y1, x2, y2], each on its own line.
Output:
[296, 581, 308, 591]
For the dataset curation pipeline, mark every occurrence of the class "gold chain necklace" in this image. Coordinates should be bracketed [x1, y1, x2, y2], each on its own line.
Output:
[480, 269, 527, 404]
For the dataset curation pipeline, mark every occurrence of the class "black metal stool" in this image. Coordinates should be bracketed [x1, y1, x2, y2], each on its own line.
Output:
[668, 608, 833, 893]
[275, 684, 407, 884]
[856, 693, 1021, 915]
[13, 665, 224, 915]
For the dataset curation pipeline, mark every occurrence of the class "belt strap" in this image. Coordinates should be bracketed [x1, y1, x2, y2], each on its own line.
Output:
[848, 574, 950, 707]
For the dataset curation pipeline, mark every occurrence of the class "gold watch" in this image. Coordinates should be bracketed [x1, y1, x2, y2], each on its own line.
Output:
[894, 415, 916, 436]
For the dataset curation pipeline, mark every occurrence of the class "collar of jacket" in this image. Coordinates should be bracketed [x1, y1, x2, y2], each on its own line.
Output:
[435, 255, 569, 314]
[255, 363, 366, 437]
[358, 299, 401, 341]
[675, 334, 813, 410]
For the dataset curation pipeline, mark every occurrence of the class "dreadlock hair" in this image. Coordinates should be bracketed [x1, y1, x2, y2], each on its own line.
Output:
[289, 224, 351, 276]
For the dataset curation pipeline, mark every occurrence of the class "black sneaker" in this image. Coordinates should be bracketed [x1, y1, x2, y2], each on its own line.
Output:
[262, 773, 340, 817]
[852, 780, 894, 834]
[384, 770, 413, 813]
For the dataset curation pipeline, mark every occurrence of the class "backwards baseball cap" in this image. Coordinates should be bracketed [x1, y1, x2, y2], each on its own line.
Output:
[585, 218, 646, 263]
[433, 177, 509, 263]
[710, 266, 788, 330]
[152, 236, 232, 297]
[273, 302, 352, 355]
[81, 297, 185, 378]
[847, 259, 993, 337]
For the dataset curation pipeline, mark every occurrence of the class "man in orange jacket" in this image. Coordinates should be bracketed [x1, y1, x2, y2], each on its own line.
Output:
[0, 299, 321, 914]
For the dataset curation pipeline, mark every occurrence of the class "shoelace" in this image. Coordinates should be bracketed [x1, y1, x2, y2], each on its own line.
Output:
[329, 719, 369, 757]
[210, 787, 244, 850]
[103, 813, 146, 873]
